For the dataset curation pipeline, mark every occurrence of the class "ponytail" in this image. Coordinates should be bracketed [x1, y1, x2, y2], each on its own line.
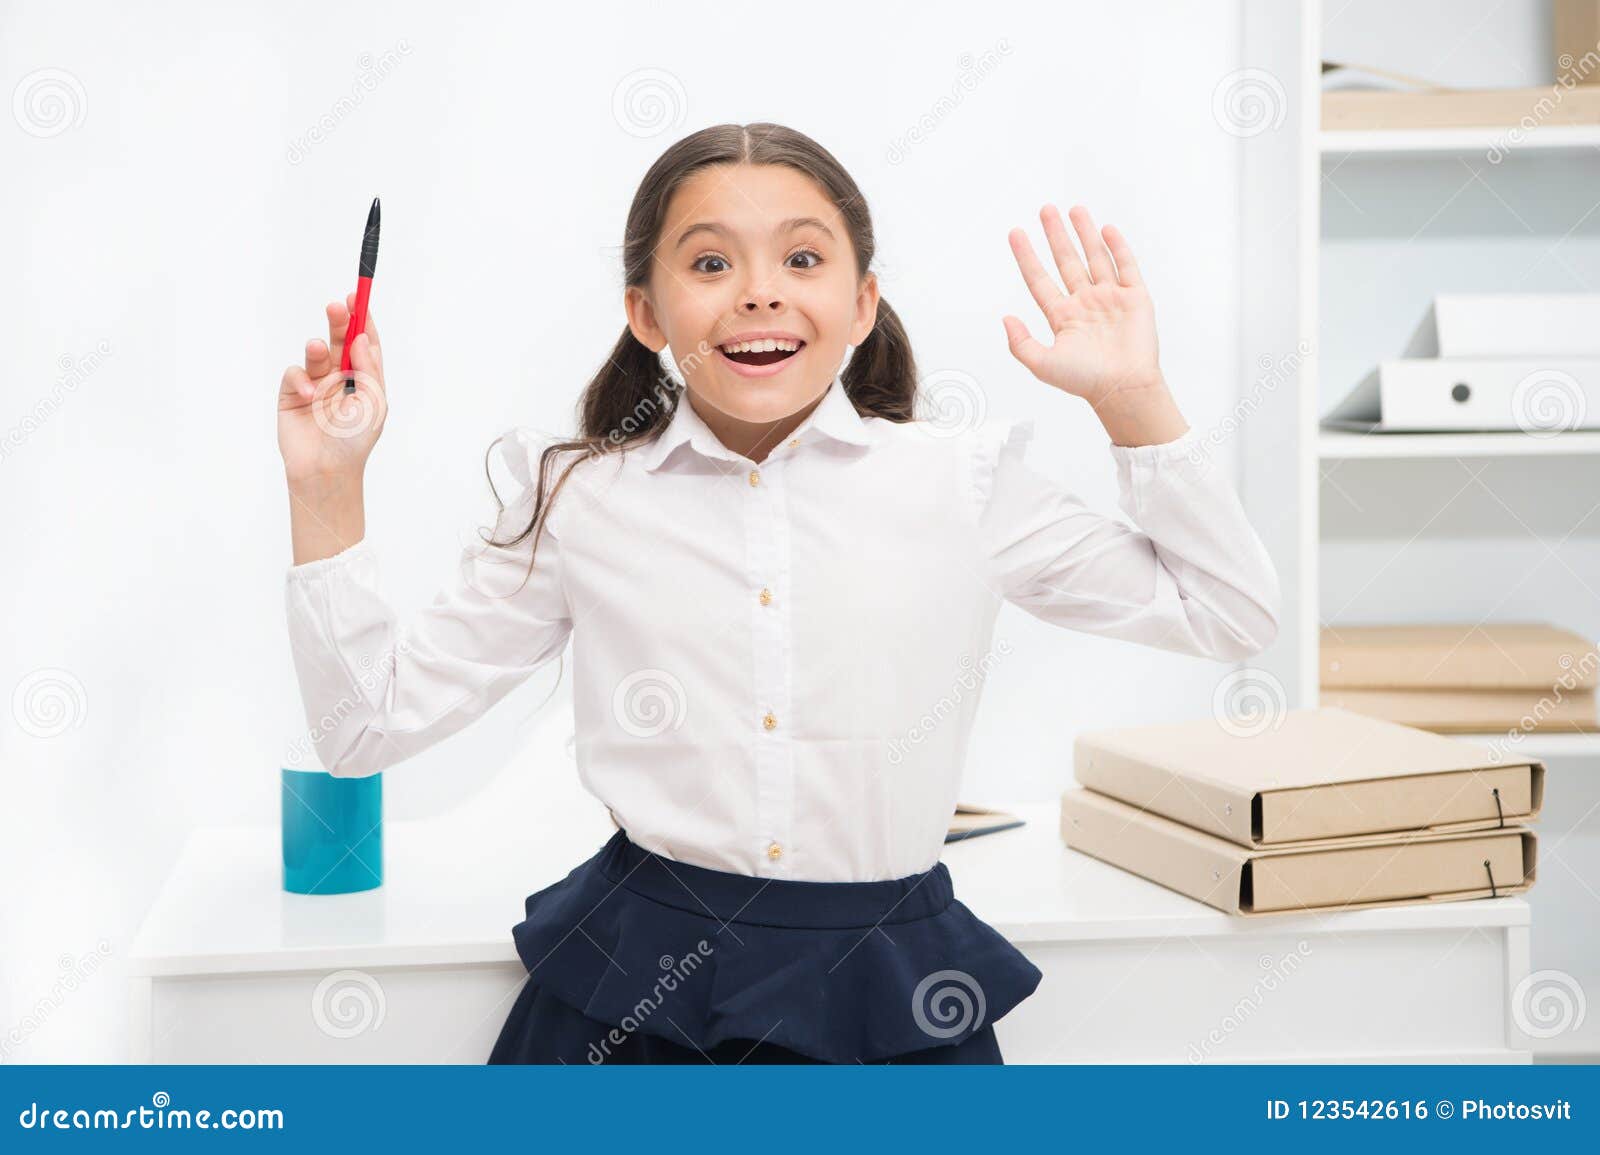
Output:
[842, 296, 917, 422]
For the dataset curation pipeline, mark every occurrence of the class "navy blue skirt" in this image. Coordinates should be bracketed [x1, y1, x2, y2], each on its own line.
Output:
[488, 829, 1043, 1065]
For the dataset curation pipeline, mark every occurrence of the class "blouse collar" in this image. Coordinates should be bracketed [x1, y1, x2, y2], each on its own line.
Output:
[639, 373, 873, 472]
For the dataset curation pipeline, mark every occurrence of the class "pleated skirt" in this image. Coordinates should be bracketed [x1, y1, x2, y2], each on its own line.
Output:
[487, 828, 1043, 1065]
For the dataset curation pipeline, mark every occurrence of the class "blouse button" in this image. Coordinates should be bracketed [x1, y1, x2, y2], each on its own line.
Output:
[762, 712, 777, 731]
[747, 470, 761, 487]
[759, 587, 773, 606]
[767, 842, 783, 860]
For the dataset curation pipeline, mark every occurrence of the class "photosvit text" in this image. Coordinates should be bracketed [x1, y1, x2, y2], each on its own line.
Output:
[1265, 1098, 1573, 1122]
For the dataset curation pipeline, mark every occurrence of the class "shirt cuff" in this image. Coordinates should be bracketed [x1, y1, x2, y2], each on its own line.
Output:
[1105, 425, 1206, 467]
[286, 537, 375, 582]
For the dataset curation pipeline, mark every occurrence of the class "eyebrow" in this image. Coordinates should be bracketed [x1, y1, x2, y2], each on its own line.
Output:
[674, 216, 837, 251]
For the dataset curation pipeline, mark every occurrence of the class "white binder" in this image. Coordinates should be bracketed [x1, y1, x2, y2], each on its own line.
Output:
[1322, 358, 1600, 433]
[1324, 294, 1600, 432]
[1403, 294, 1600, 358]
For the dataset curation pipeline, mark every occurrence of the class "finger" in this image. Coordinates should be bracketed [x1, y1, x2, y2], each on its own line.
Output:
[327, 300, 351, 362]
[1001, 315, 1050, 378]
[1040, 204, 1091, 293]
[1007, 228, 1068, 322]
[1101, 223, 1144, 289]
[305, 337, 333, 379]
[1068, 205, 1117, 285]
[280, 364, 315, 402]
[350, 332, 386, 396]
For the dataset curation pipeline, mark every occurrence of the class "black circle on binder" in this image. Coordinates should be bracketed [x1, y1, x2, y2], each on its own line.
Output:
[1451, 383, 1471, 403]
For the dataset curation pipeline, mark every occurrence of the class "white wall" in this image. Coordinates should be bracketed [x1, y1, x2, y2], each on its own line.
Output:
[0, 0, 1251, 1060]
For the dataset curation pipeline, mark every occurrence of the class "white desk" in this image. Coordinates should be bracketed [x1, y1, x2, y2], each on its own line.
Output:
[131, 771, 1534, 1064]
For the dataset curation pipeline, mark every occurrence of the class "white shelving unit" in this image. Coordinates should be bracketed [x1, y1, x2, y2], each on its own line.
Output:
[1241, 0, 1600, 1063]
[1321, 124, 1600, 155]
[1320, 428, 1600, 459]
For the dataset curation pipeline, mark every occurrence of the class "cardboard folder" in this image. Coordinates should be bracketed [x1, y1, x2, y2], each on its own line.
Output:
[1321, 623, 1599, 691]
[1322, 686, 1597, 732]
[1073, 707, 1544, 847]
[1060, 786, 1536, 916]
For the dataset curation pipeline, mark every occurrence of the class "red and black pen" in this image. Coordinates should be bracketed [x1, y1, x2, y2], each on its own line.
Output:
[341, 197, 381, 393]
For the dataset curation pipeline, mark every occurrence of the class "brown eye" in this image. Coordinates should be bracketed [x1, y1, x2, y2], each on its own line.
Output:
[788, 249, 822, 269]
[693, 254, 729, 274]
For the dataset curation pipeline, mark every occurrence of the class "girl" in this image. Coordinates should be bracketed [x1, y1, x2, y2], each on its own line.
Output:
[277, 122, 1279, 1065]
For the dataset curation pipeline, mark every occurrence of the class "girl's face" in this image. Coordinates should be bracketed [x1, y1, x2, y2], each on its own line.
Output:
[625, 163, 880, 425]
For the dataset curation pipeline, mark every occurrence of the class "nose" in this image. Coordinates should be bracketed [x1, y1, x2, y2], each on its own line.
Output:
[740, 280, 784, 312]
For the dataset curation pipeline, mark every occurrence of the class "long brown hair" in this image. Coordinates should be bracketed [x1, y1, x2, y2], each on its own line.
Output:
[482, 122, 918, 569]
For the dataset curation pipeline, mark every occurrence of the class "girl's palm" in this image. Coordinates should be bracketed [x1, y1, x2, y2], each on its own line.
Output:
[277, 295, 388, 484]
[1003, 204, 1162, 409]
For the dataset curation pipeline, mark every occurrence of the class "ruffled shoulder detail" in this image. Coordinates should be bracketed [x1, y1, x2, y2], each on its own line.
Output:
[487, 426, 589, 538]
[491, 425, 564, 495]
[969, 416, 1036, 512]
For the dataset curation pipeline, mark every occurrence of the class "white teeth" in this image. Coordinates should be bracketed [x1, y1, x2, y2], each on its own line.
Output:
[722, 338, 801, 354]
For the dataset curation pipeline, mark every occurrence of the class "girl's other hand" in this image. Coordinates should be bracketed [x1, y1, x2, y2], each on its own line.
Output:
[1002, 204, 1164, 410]
[277, 293, 388, 486]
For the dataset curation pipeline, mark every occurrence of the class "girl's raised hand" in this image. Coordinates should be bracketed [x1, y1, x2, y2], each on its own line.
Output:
[277, 293, 388, 486]
[1002, 204, 1164, 410]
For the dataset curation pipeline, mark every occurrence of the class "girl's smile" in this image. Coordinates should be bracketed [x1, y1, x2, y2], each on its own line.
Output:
[714, 330, 808, 377]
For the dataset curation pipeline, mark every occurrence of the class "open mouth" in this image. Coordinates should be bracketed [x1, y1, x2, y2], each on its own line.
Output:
[718, 338, 805, 367]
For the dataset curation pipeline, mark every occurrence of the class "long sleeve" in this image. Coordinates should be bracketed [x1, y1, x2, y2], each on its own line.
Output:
[972, 418, 1280, 661]
[283, 429, 575, 777]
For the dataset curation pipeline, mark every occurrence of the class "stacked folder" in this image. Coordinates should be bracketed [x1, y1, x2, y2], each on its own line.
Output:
[1321, 623, 1598, 733]
[1060, 707, 1542, 916]
[1322, 294, 1600, 433]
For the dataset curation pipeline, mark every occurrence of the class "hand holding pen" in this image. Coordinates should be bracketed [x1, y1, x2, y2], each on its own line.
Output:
[276, 198, 388, 488]
[276, 289, 387, 488]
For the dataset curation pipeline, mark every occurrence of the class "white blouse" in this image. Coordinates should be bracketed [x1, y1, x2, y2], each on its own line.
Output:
[284, 373, 1280, 882]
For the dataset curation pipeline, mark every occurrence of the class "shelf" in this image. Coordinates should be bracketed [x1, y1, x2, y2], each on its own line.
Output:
[1320, 125, 1600, 157]
[1319, 429, 1600, 459]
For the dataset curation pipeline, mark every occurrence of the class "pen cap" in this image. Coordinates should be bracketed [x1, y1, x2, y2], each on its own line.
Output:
[359, 198, 381, 278]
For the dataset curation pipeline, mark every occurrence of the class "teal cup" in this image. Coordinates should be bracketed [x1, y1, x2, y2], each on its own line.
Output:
[281, 768, 383, 894]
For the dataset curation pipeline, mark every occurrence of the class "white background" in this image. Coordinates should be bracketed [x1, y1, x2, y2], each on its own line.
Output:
[0, 0, 1267, 1061]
